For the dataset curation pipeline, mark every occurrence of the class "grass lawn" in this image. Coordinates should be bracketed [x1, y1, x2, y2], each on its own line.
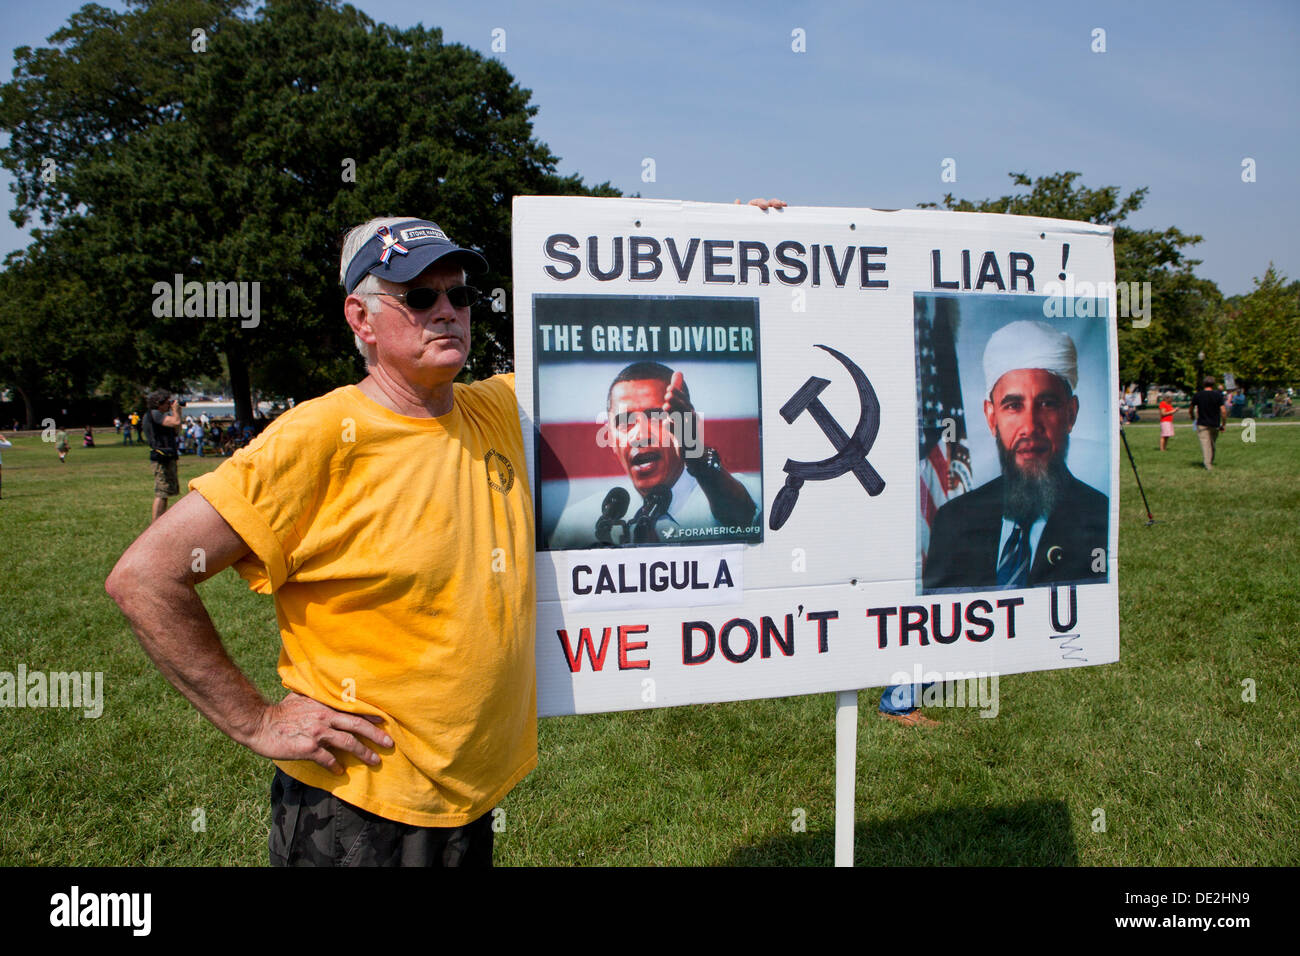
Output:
[1, 421, 1296, 865]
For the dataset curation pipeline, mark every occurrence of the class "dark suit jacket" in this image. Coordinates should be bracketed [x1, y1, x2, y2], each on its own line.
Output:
[922, 472, 1109, 592]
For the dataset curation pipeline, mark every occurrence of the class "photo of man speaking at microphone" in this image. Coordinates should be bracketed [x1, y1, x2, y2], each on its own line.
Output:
[533, 295, 763, 550]
[916, 293, 1112, 594]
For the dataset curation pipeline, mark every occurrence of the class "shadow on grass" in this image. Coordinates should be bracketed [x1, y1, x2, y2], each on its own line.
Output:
[725, 799, 1078, 866]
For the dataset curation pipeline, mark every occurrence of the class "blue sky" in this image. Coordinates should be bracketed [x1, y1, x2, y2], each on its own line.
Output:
[2, 0, 1296, 295]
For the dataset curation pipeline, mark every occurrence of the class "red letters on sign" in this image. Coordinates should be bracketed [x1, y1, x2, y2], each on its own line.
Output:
[557, 627, 612, 672]
[618, 624, 650, 670]
[559, 625, 651, 672]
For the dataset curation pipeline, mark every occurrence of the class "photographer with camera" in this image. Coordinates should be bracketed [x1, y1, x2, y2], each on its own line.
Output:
[143, 389, 183, 523]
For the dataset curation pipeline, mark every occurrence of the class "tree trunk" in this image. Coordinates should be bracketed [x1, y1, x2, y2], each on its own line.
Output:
[226, 348, 254, 425]
[14, 384, 33, 429]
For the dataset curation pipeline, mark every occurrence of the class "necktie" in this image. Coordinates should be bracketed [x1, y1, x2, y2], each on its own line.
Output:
[631, 490, 672, 544]
[997, 523, 1030, 587]
[631, 513, 659, 544]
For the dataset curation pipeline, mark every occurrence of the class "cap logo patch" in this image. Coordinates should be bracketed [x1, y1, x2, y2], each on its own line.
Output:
[400, 226, 448, 242]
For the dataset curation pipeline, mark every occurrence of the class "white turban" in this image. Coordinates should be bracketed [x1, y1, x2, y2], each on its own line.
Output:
[983, 320, 1078, 397]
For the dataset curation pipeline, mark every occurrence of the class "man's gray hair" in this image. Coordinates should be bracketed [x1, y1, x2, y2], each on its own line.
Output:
[340, 217, 408, 364]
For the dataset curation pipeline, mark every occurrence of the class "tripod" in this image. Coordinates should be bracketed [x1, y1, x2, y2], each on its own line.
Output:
[1120, 425, 1156, 525]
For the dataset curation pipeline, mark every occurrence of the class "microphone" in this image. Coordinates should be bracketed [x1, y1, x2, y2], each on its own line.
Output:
[595, 487, 630, 546]
[631, 487, 671, 544]
[643, 487, 671, 521]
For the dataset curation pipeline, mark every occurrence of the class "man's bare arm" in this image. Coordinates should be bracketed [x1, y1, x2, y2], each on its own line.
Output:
[105, 491, 391, 773]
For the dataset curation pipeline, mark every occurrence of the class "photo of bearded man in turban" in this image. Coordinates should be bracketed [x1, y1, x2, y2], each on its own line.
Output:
[923, 319, 1109, 592]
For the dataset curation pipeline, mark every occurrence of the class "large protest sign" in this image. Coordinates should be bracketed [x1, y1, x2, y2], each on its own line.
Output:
[513, 198, 1120, 718]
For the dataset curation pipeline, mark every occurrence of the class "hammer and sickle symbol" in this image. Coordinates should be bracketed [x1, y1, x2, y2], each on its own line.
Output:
[769, 344, 884, 531]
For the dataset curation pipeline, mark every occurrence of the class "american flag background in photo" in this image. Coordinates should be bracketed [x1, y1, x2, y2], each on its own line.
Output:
[915, 294, 973, 567]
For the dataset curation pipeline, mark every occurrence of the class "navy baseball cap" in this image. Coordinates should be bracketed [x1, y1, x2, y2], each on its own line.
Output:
[343, 219, 489, 293]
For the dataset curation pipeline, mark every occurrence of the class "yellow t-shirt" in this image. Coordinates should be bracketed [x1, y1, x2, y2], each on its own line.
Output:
[189, 375, 536, 826]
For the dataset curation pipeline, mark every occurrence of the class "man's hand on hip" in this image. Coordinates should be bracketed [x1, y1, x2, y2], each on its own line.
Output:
[249, 691, 393, 774]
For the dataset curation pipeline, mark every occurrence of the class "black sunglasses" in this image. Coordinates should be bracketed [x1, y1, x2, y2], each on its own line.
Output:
[370, 285, 481, 311]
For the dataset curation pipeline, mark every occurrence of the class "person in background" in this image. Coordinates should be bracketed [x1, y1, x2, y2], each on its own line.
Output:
[1158, 394, 1175, 451]
[1189, 376, 1227, 471]
[56, 428, 69, 463]
[82, 425, 95, 448]
[142, 390, 182, 522]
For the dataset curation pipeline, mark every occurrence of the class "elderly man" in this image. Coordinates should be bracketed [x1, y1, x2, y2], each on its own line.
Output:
[107, 217, 534, 866]
[548, 360, 760, 548]
[923, 320, 1108, 592]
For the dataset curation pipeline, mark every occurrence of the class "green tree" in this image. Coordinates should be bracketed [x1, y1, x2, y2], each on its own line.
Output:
[0, 230, 126, 427]
[1221, 265, 1300, 391]
[920, 171, 1222, 395]
[0, 0, 616, 424]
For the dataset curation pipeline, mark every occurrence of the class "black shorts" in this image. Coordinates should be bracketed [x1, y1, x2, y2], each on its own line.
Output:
[268, 768, 495, 867]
